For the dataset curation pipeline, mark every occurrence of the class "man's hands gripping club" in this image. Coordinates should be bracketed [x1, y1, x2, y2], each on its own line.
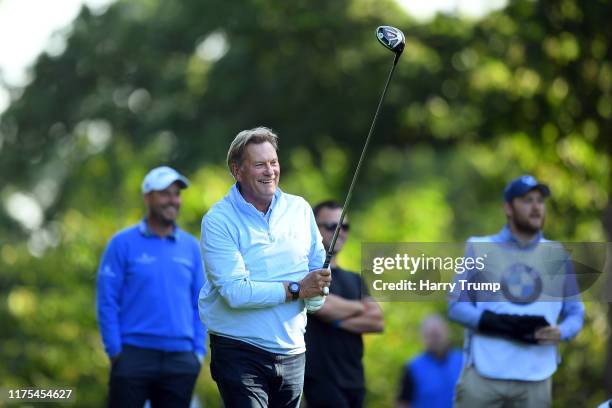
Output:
[300, 268, 332, 298]
[304, 296, 326, 313]
[302, 268, 331, 313]
[284, 268, 331, 313]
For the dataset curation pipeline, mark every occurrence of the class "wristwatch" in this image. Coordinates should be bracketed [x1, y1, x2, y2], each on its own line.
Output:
[288, 282, 301, 300]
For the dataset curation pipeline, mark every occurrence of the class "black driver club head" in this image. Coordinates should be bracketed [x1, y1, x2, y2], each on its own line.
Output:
[376, 25, 405, 55]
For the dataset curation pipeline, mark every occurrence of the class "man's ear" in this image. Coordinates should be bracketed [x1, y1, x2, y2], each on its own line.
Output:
[142, 192, 153, 213]
[503, 201, 513, 218]
[230, 162, 241, 181]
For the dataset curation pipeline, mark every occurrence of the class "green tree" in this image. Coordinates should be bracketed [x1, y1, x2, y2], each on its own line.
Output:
[1, 0, 610, 406]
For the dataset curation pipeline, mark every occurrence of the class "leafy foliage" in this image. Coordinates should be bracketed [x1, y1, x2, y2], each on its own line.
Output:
[1, 0, 610, 406]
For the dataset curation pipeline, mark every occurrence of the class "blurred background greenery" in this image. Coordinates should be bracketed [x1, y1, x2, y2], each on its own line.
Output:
[0, 0, 611, 406]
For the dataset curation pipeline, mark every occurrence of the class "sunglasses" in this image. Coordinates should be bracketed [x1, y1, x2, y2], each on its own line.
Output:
[318, 223, 350, 232]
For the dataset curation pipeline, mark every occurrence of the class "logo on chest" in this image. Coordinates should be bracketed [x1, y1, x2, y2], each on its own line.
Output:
[135, 253, 157, 264]
[501, 263, 543, 304]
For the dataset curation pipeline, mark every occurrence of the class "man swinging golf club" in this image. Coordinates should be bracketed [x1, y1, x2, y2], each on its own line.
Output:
[198, 26, 405, 408]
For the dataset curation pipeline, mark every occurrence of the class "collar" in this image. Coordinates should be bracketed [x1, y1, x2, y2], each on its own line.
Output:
[138, 219, 179, 240]
[230, 183, 281, 217]
[497, 224, 542, 248]
[425, 349, 450, 361]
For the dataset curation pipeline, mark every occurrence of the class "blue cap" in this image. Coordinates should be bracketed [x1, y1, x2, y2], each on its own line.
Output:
[503, 175, 550, 202]
[141, 166, 190, 194]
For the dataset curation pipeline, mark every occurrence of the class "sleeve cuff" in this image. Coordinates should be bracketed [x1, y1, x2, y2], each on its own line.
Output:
[471, 309, 485, 329]
[195, 352, 205, 363]
[107, 345, 122, 359]
[276, 282, 287, 303]
[559, 324, 571, 341]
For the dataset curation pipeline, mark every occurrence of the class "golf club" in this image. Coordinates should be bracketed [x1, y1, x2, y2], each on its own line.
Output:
[322, 26, 405, 295]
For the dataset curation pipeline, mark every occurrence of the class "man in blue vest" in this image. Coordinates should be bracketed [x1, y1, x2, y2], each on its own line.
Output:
[396, 314, 462, 408]
[97, 166, 206, 408]
[448, 175, 584, 408]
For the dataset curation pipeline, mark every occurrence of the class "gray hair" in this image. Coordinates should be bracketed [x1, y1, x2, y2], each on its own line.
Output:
[227, 126, 279, 175]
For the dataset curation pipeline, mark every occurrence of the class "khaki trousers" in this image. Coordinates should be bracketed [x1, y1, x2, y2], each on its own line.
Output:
[454, 366, 552, 408]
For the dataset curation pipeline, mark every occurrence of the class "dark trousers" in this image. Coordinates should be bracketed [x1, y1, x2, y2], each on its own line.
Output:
[108, 345, 200, 408]
[303, 377, 365, 408]
[209, 334, 305, 408]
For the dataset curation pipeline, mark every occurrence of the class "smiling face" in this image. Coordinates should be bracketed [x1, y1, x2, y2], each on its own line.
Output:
[504, 189, 546, 235]
[233, 141, 280, 212]
[144, 181, 182, 226]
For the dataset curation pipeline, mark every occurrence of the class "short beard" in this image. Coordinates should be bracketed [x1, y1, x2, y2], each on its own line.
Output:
[150, 208, 176, 226]
[512, 215, 543, 235]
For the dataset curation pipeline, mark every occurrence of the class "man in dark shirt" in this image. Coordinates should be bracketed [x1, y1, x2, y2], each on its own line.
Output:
[304, 200, 384, 408]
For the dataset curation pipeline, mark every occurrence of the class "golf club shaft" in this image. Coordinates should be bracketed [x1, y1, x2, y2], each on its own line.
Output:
[323, 54, 401, 269]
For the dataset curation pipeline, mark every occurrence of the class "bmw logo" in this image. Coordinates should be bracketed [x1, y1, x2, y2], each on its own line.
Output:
[501, 263, 543, 304]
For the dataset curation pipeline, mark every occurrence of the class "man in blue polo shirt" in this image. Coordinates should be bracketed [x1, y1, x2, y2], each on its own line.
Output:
[396, 314, 462, 408]
[97, 166, 206, 408]
[448, 175, 584, 408]
[198, 126, 331, 408]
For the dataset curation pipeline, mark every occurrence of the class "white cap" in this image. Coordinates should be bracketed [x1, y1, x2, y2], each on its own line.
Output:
[141, 166, 190, 194]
